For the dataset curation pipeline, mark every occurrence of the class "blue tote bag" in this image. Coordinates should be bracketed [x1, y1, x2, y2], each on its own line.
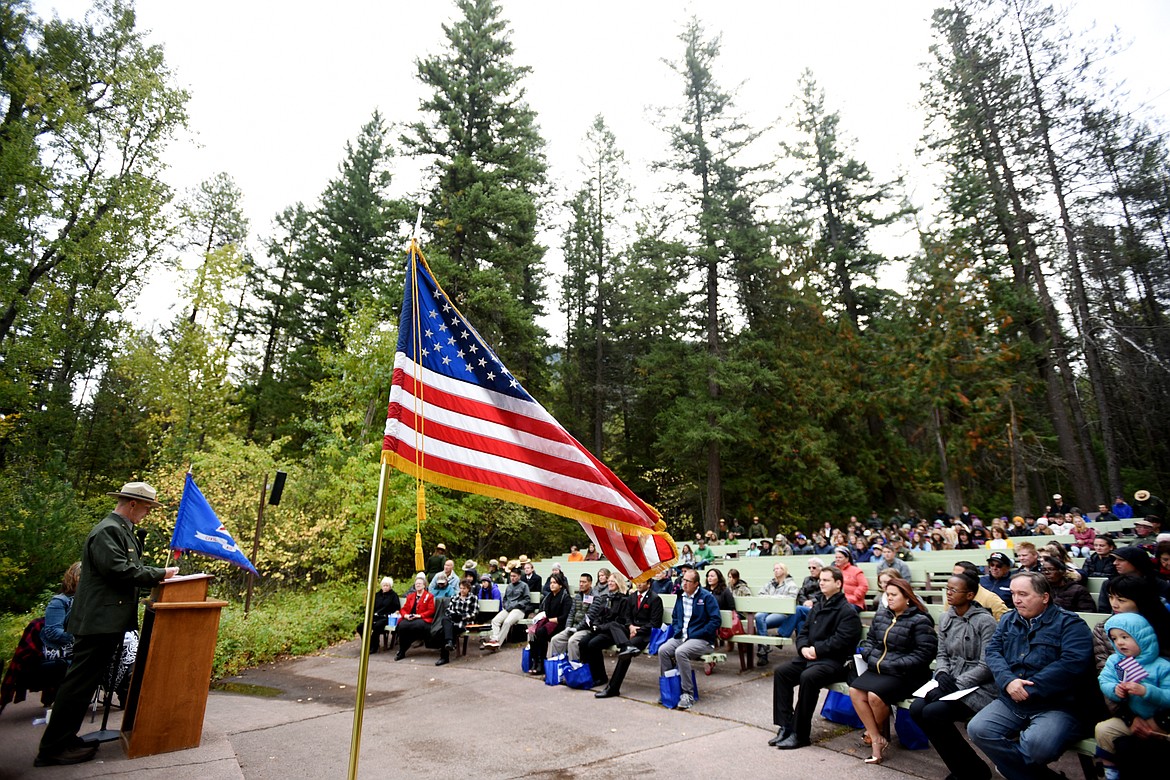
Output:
[820, 689, 864, 729]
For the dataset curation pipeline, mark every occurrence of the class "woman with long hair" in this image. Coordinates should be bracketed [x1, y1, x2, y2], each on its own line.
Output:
[527, 572, 570, 674]
[849, 577, 938, 764]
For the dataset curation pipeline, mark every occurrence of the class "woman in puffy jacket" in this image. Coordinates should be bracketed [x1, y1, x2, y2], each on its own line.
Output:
[849, 577, 937, 764]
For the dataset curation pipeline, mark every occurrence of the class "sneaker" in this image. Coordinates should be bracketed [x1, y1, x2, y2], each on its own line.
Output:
[676, 693, 695, 710]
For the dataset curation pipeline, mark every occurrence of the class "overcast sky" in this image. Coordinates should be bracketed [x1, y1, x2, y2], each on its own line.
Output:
[32, 0, 1170, 335]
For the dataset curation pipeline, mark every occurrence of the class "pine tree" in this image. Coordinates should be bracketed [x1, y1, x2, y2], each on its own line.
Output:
[403, 0, 550, 391]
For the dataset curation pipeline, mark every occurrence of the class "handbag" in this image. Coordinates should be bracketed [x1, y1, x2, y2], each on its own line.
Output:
[895, 707, 930, 750]
[563, 660, 595, 690]
[717, 612, 745, 640]
[820, 689, 864, 729]
[648, 624, 674, 655]
[544, 654, 567, 686]
[659, 668, 682, 708]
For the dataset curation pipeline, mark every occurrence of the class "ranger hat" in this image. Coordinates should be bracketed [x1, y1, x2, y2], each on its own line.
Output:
[106, 481, 162, 507]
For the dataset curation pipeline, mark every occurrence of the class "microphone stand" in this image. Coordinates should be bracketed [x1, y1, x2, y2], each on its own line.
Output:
[81, 634, 126, 744]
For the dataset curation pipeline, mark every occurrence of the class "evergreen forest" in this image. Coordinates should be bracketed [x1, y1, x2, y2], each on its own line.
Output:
[2, 0, 1168, 614]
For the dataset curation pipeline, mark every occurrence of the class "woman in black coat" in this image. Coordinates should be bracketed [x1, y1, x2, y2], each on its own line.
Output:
[579, 574, 631, 687]
[356, 576, 400, 653]
[527, 573, 571, 673]
[849, 577, 937, 764]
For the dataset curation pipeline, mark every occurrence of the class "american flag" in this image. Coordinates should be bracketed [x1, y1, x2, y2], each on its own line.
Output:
[382, 244, 678, 582]
[1117, 655, 1148, 684]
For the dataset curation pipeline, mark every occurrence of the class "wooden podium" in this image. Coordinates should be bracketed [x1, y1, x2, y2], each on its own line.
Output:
[120, 574, 227, 758]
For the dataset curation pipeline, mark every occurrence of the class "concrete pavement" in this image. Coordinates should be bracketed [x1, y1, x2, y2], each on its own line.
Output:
[0, 639, 1088, 779]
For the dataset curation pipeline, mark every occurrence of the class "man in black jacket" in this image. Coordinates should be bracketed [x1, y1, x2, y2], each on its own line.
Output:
[769, 565, 863, 750]
[595, 578, 664, 699]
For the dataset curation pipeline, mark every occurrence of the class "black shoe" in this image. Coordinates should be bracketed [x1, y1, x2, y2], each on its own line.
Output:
[34, 743, 98, 766]
[775, 733, 809, 750]
[444, 642, 455, 651]
[767, 727, 789, 746]
[595, 688, 619, 698]
[435, 657, 449, 666]
[592, 678, 609, 688]
[394, 653, 406, 661]
[617, 646, 641, 657]
[757, 652, 769, 666]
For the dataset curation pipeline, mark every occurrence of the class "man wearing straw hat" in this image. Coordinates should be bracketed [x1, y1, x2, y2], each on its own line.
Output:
[35, 482, 178, 767]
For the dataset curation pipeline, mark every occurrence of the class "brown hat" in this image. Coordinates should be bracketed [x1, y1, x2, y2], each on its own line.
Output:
[518, 554, 530, 564]
[436, 543, 447, 551]
[107, 481, 162, 507]
[1135, 490, 1151, 502]
[462, 559, 478, 571]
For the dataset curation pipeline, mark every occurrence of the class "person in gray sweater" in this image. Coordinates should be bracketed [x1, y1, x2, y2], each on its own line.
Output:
[908, 571, 998, 780]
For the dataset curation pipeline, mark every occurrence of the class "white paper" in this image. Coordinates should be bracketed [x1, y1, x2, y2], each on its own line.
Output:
[912, 679, 939, 697]
[853, 653, 868, 677]
[940, 686, 980, 701]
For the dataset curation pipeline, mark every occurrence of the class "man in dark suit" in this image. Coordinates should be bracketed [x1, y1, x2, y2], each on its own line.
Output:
[35, 482, 178, 767]
[595, 577, 664, 699]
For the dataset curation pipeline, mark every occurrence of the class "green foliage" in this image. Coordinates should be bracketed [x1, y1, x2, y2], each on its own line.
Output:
[211, 580, 363, 679]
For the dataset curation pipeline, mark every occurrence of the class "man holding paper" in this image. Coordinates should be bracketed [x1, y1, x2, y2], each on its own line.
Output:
[907, 571, 998, 780]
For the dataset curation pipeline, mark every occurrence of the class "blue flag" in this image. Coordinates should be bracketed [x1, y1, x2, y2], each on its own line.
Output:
[170, 473, 258, 576]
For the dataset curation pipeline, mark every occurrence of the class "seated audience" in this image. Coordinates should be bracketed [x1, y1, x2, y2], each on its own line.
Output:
[981, 552, 1014, 605]
[1095, 613, 1170, 780]
[1070, 515, 1096, 558]
[519, 559, 542, 594]
[1112, 545, 1170, 601]
[871, 569, 895, 612]
[541, 563, 564, 596]
[754, 562, 801, 666]
[584, 542, 600, 561]
[1014, 541, 1039, 572]
[527, 572, 570, 674]
[985, 525, 1014, 550]
[356, 576, 400, 654]
[659, 569, 720, 711]
[967, 572, 1095, 780]
[1039, 555, 1095, 612]
[850, 577, 938, 764]
[875, 544, 911, 581]
[790, 533, 813, 555]
[567, 545, 584, 562]
[833, 547, 868, 611]
[579, 573, 631, 688]
[768, 565, 863, 750]
[1091, 574, 1170, 671]
[549, 573, 596, 658]
[394, 575, 437, 661]
[595, 578, 663, 699]
[429, 558, 456, 589]
[952, 561, 1008, 621]
[483, 568, 531, 649]
[908, 572, 998, 780]
[475, 573, 500, 602]
[429, 573, 456, 600]
[650, 568, 677, 595]
[436, 579, 478, 666]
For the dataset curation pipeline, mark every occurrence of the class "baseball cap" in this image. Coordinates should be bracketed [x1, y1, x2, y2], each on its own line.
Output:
[987, 552, 1012, 567]
[1135, 519, 1155, 527]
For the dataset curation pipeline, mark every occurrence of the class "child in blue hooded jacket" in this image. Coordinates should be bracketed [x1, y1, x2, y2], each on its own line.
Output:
[1096, 612, 1170, 780]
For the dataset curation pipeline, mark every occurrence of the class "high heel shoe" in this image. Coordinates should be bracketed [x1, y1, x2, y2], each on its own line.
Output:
[863, 736, 889, 765]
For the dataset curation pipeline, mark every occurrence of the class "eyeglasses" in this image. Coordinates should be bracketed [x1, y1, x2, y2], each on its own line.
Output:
[944, 587, 969, 594]
[1040, 566, 1061, 574]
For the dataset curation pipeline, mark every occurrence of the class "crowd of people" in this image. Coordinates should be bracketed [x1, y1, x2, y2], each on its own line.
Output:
[386, 497, 1169, 780]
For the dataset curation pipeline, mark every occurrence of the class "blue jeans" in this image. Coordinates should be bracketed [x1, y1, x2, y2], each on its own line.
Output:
[754, 606, 810, 647]
[967, 698, 1080, 780]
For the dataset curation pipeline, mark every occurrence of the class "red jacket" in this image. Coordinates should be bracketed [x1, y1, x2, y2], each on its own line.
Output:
[840, 562, 868, 610]
[402, 590, 436, 623]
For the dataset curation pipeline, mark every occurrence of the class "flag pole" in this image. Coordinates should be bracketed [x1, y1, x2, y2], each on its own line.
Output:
[347, 459, 392, 780]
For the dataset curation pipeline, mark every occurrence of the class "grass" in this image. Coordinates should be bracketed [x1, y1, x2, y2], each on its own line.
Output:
[2, 580, 367, 682]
